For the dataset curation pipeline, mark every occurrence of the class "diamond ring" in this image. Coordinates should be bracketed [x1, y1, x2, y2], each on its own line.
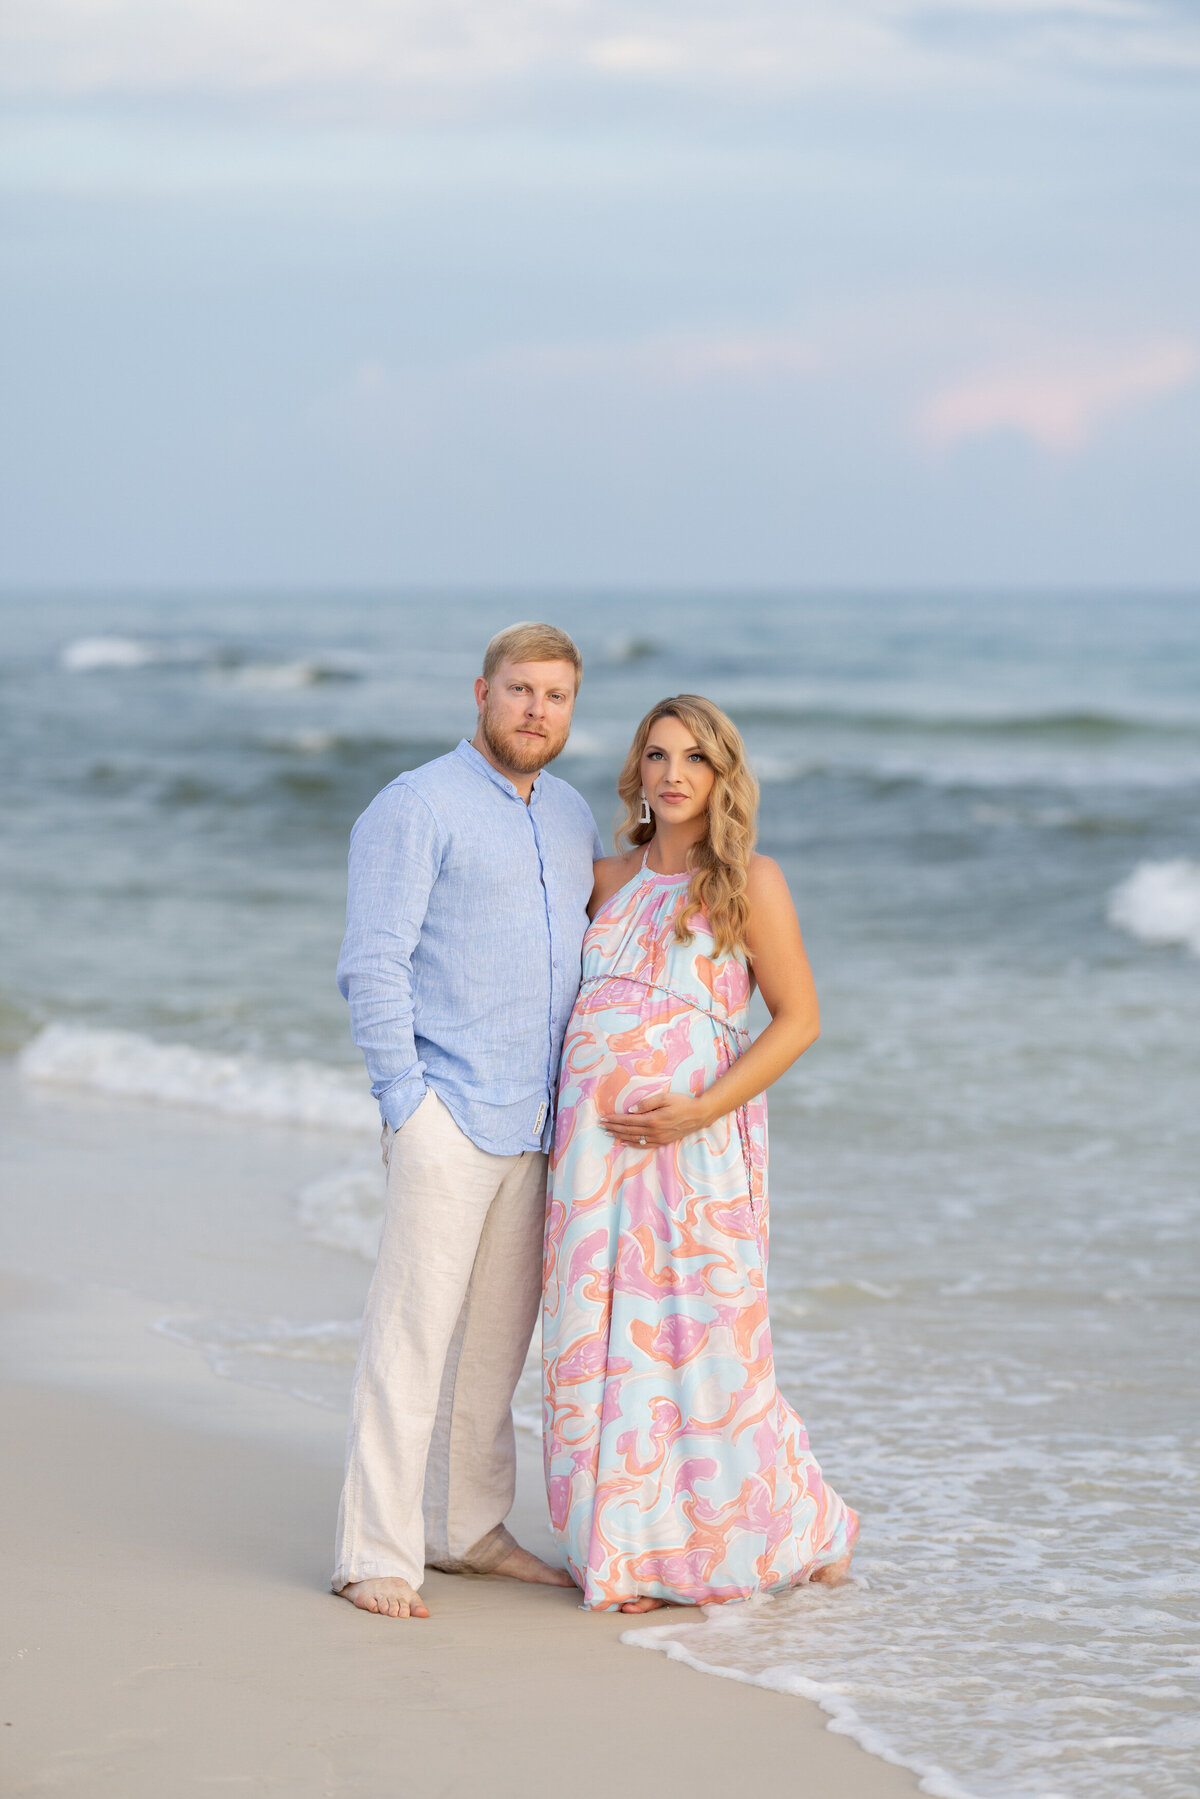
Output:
[639, 1136, 647, 1146]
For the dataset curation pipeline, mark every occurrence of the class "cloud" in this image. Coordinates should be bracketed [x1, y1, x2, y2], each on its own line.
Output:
[916, 338, 1198, 452]
[2, 0, 1197, 114]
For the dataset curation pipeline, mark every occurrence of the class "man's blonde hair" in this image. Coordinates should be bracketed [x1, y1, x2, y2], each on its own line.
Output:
[482, 622, 583, 689]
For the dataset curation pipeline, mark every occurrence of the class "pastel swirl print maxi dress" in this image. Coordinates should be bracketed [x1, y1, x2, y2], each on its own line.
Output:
[543, 859, 858, 1611]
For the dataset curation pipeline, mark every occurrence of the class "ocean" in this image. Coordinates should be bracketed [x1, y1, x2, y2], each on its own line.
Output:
[2, 589, 1198, 1799]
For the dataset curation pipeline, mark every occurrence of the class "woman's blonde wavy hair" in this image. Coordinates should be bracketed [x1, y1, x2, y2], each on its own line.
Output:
[616, 694, 759, 958]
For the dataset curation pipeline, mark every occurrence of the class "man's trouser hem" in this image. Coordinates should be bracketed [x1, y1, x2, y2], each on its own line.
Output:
[424, 1522, 517, 1576]
[331, 1561, 422, 1594]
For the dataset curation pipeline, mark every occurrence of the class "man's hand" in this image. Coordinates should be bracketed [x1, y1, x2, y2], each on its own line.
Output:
[599, 1090, 712, 1147]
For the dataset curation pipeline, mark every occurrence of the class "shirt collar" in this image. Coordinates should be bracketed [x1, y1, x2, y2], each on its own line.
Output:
[454, 737, 543, 805]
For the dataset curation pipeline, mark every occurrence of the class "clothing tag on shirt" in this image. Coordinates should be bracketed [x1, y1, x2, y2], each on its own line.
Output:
[534, 1101, 547, 1134]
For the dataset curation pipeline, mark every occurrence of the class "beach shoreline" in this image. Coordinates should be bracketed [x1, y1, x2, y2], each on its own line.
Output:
[0, 1065, 918, 1799]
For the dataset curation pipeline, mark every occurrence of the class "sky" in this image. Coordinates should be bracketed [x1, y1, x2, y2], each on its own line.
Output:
[2, 0, 1199, 588]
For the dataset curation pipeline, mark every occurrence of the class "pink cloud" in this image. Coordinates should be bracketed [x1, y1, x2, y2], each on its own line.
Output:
[917, 338, 1198, 453]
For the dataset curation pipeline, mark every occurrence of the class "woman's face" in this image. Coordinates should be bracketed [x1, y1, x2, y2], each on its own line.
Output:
[640, 713, 716, 829]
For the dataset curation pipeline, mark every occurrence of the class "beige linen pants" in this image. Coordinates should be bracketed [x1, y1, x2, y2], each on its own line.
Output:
[332, 1088, 548, 1593]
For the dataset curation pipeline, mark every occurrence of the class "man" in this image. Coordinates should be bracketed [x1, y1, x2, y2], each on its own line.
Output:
[332, 622, 602, 1618]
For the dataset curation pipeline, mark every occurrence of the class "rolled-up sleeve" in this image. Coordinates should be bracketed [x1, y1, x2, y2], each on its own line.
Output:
[336, 782, 443, 1131]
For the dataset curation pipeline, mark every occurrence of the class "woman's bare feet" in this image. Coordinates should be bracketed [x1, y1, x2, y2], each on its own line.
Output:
[490, 1544, 576, 1587]
[810, 1552, 853, 1587]
[619, 1596, 667, 1613]
[339, 1578, 429, 1618]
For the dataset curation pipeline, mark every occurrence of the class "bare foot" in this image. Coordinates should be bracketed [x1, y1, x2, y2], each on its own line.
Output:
[490, 1543, 576, 1588]
[619, 1596, 667, 1613]
[339, 1577, 429, 1618]
[810, 1552, 853, 1587]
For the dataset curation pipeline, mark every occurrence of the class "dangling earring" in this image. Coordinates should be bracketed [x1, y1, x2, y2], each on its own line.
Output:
[639, 790, 652, 825]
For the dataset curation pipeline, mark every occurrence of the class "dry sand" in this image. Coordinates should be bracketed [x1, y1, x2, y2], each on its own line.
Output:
[0, 1071, 918, 1798]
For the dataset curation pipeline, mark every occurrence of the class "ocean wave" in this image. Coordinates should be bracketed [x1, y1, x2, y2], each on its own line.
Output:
[298, 1157, 385, 1260]
[600, 634, 659, 665]
[220, 656, 365, 690]
[622, 1610, 983, 1799]
[157, 1314, 360, 1366]
[154, 1314, 360, 1409]
[752, 748, 1200, 796]
[17, 1024, 377, 1133]
[1107, 859, 1200, 955]
[732, 702, 1200, 741]
[261, 729, 340, 754]
[257, 728, 454, 764]
[60, 635, 204, 672]
[58, 634, 365, 687]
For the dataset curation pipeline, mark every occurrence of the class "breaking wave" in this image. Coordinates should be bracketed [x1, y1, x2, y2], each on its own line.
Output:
[59, 634, 364, 686]
[1108, 859, 1200, 955]
[17, 1023, 377, 1134]
[60, 636, 199, 672]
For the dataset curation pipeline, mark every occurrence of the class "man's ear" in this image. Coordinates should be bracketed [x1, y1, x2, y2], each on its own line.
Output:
[474, 675, 489, 711]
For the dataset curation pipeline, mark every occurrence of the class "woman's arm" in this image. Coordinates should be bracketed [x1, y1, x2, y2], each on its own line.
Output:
[600, 855, 819, 1147]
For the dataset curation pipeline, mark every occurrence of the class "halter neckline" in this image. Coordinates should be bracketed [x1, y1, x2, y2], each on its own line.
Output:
[640, 847, 690, 883]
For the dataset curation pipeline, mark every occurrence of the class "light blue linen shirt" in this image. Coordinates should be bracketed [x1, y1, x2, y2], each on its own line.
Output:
[337, 738, 603, 1155]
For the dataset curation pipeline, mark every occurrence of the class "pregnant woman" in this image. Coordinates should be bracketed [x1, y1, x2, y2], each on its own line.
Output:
[543, 694, 857, 1614]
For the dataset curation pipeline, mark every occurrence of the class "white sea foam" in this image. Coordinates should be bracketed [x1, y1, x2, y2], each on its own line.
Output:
[1107, 859, 1200, 954]
[220, 656, 364, 690]
[601, 634, 658, 665]
[60, 635, 161, 671]
[157, 1314, 360, 1366]
[18, 1024, 377, 1134]
[297, 1157, 386, 1260]
[263, 728, 339, 754]
[155, 1315, 360, 1409]
[59, 636, 366, 688]
[622, 1613, 984, 1799]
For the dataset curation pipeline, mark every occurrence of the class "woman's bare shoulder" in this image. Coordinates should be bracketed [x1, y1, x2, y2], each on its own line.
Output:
[590, 850, 641, 915]
[746, 852, 788, 896]
[745, 854, 800, 932]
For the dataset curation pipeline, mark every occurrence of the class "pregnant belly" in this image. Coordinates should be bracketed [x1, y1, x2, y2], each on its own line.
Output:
[559, 1002, 729, 1117]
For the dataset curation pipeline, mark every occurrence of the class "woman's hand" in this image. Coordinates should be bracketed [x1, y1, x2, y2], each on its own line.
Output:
[600, 1091, 711, 1147]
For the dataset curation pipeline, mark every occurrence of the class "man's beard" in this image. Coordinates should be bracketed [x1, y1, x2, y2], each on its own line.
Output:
[481, 706, 570, 775]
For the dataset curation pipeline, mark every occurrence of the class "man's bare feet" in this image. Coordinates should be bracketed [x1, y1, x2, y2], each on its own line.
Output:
[619, 1596, 667, 1613]
[810, 1552, 853, 1587]
[339, 1577, 429, 1618]
[490, 1543, 576, 1588]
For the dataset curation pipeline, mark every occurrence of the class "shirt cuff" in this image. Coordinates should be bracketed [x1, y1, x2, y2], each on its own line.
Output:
[372, 1070, 428, 1133]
